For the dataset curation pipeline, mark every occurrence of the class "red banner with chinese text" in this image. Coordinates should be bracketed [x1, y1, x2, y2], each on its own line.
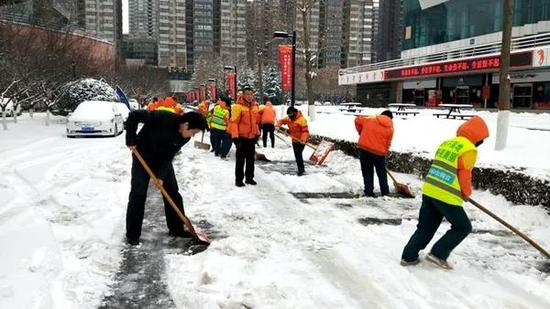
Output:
[199, 86, 206, 101]
[278, 45, 293, 92]
[209, 84, 217, 101]
[226, 73, 236, 99]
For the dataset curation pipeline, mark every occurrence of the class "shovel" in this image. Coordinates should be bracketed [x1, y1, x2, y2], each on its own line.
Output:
[468, 198, 550, 259]
[131, 148, 210, 244]
[194, 131, 210, 150]
[386, 169, 415, 198]
[276, 128, 317, 150]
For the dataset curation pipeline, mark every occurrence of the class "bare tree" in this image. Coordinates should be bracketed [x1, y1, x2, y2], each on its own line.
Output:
[495, 0, 514, 150]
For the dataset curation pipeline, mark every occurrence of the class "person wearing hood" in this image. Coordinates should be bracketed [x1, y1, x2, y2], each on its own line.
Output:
[277, 106, 310, 176]
[355, 110, 394, 198]
[401, 116, 489, 269]
[229, 87, 261, 187]
[259, 97, 277, 148]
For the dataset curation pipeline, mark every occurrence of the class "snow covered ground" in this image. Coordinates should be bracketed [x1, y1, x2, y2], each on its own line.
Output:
[297, 105, 550, 180]
[1, 113, 549, 309]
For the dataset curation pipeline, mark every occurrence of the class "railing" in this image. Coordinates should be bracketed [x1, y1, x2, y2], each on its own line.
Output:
[341, 32, 550, 75]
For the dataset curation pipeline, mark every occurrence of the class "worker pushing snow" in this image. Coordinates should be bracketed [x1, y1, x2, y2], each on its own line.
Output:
[401, 116, 489, 269]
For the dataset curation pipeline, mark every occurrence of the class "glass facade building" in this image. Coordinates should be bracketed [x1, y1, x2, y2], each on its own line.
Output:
[403, 0, 550, 50]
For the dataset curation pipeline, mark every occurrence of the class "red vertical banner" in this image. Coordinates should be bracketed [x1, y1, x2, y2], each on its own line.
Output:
[194, 89, 199, 101]
[226, 73, 236, 99]
[199, 85, 206, 101]
[278, 44, 293, 92]
[210, 84, 217, 101]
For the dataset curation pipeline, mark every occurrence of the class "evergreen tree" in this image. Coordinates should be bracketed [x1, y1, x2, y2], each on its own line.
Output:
[237, 68, 258, 93]
[263, 65, 282, 104]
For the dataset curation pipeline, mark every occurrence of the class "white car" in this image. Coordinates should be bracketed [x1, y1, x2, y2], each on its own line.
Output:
[128, 98, 140, 110]
[66, 101, 125, 137]
[2, 98, 22, 117]
[113, 102, 130, 121]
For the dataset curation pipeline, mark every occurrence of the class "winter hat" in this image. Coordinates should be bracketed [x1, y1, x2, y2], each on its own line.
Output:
[381, 110, 393, 119]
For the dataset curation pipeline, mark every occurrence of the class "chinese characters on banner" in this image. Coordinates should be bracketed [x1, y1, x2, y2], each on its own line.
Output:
[226, 73, 236, 99]
[199, 85, 206, 101]
[209, 84, 217, 102]
[278, 45, 293, 92]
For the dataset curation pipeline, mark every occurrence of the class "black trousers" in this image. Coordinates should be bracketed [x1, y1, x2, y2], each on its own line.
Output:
[292, 142, 305, 173]
[262, 123, 275, 148]
[235, 138, 256, 182]
[126, 155, 186, 240]
[359, 149, 389, 196]
[211, 128, 226, 156]
[401, 195, 472, 262]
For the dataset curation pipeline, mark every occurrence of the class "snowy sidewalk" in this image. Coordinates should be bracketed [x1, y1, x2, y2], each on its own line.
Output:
[162, 138, 550, 309]
[1, 114, 549, 308]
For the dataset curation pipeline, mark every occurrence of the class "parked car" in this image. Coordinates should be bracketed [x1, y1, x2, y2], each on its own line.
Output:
[2, 98, 22, 117]
[66, 101, 125, 137]
[128, 98, 140, 110]
[113, 102, 130, 121]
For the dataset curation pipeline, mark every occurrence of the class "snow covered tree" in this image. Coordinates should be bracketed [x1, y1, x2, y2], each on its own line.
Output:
[238, 68, 258, 94]
[55, 78, 117, 115]
[263, 65, 282, 104]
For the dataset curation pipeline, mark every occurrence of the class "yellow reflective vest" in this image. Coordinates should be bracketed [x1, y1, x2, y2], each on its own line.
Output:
[422, 136, 476, 206]
[210, 105, 229, 131]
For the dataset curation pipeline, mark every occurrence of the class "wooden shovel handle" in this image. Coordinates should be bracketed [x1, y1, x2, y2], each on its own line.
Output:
[386, 168, 398, 184]
[276, 128, 316, 150]
[131, 148, 199, 237]
[468, 198, 550, 259]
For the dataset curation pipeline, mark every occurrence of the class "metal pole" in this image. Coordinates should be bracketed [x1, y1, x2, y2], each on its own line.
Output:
[235, 66, 238, 101]
[291, 31, 296, 107]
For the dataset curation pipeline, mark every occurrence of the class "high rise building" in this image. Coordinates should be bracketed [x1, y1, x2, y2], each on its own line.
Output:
[220, 0, 247, 65]
[318, 0, 345, 68]
[375, 0, 403, 62]
[81, 0, 122, 44]
[157, 0, 187, 68]
[128, 0, 157, 39]
[343, 0, 378, 68]
[294, 0, 320, 66]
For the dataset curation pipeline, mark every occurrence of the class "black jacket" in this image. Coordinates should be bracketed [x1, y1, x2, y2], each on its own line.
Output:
[126, 110, 190, 179]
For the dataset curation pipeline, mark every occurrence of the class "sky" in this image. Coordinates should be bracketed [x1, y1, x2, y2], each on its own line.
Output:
[123, 0, 129, 34]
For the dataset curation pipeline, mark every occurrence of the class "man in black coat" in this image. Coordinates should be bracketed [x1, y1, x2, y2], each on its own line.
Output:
[125, 110, 207, 245]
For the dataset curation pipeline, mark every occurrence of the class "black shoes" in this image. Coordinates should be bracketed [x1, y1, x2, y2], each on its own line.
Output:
[297, 170, 305, 176]
[126, 237, 140, 246]
[245, 178, 257, 185]
[236, 181, 245, 187]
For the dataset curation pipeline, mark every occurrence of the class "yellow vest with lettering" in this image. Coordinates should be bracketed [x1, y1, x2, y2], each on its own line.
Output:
[422, 136, 476, 206]
[210, 105, 229, 130]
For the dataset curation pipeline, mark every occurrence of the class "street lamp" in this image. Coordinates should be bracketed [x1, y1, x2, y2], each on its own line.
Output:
[224, 65, 238, 101]
[273, 30, 296, 107]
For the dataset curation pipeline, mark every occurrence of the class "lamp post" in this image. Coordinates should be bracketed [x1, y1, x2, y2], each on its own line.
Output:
[273, 30, 296, 107]
[71, 61, 76, 79]
[224, 65, 238, 101]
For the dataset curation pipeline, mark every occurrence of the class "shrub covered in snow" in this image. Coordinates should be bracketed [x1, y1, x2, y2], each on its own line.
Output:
[54, 79, 117, 115]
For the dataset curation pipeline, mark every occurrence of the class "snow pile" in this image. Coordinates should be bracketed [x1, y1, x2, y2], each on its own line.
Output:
[56, 79, 118, 114]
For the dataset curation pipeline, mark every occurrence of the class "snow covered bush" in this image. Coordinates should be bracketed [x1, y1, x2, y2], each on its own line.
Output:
[54, 78, 117, 115]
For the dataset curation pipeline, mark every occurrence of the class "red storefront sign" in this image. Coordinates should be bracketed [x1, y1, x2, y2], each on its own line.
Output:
[226, 73, 236, 99]
[384, 51, 533, 80]
[278, 45, 293, 92]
